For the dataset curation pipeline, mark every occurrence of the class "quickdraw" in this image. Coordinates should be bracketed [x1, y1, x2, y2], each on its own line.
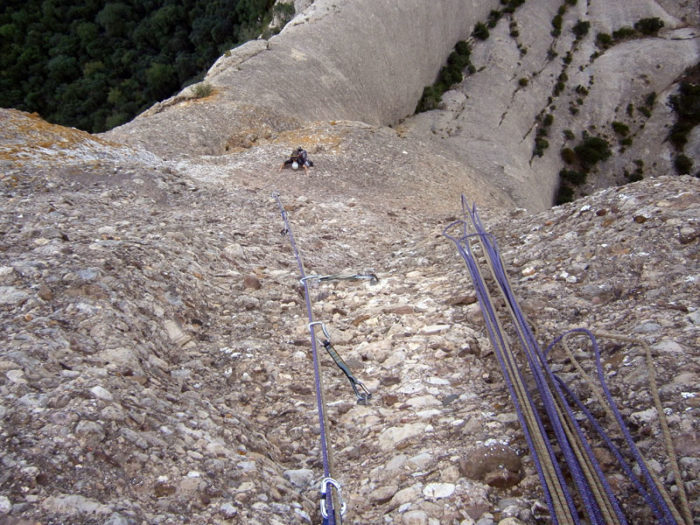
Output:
[310, 321, 372, 404]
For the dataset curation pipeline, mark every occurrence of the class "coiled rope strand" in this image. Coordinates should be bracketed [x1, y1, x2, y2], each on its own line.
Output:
[444, 198, 686, 525]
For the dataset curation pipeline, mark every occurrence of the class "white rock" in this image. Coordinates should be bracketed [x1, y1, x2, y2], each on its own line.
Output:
[378, 423, 426, 451]
[406, 395, 440, 408]
[403, 510, 428, 525]
[6, 369, 26, 384]
[0, 495, 11, 514]
[283, 468, 315, 488]
[420, 324, 450, 335]
[220, 502, 238, 518]
[0, 286, 29, 305]
[390, 484, 423, 507]
[423, 482, 455, 499]
[652, 340, 684, 354]
[630, 407, 658, 425]
[41, 494, 111, 516]
[89, 385, 113, 401]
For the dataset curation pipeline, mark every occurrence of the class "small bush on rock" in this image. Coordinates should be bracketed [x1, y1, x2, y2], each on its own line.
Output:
[635, 17, 664, 35]
[534, 137, 549, 157]
[192, 83, 213, 99]
[561, 147, 576, 163]
[572, 20, 590, 39]
[611, 121, 629, 136]
[574, 135, 612, 170]
[473, 22, 490, 40]
[560, 168, 587, 185]
[555, 184, 574, 205]
[674, 154, 693, 175]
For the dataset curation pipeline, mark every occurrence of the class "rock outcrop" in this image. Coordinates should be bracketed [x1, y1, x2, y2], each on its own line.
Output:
[104, 0, 699, 210]
[1, 0, 699, 524]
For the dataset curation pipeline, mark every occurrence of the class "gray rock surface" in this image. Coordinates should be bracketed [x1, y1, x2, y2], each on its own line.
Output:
[1, 0, 699, 523]
[1, 105, 698, 524]
[104, 0, 699, 211]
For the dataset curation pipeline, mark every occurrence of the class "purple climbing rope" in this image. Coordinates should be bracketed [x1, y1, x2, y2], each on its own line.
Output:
[546, 329, 679, 524]
[274, 192, 337, 525]
[443, 197, 679, 525]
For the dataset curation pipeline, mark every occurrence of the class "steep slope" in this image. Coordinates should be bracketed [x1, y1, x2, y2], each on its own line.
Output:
[1, 106, 699, 524]
[104, 0, 503, 157]
[1, 0, 699, 523]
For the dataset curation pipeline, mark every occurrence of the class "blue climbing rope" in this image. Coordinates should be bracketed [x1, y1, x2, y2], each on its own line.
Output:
[444, 197, 681, 525]
[273, 192, 341, 525]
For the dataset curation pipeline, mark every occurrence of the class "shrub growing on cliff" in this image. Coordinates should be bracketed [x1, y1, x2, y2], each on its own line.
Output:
[455, 40, 471, 56]
[501, 0, 526, 13]
[611, 121, 629, 136]
[534, 137, 549, 157]
[560, 168, 587, 185]
[668, 78, 700, 149]
[612, 27, 636, 40]
[635, 17, 664, 35]
[596, 33, 613, 48]
[555, 183, 574, 205]
[572, 20, 590, 39]
[674, 154, 693, 175]
[551, 14, 563, 37]
[416, 86, 440, 112]
[574, 135, 612, 170]
[415, 41, 473, 113]
[488, 10, 503, 28]
[561, 147, 576, 164]
[192, 82, 213, 99]
[473, 22, 490, 40]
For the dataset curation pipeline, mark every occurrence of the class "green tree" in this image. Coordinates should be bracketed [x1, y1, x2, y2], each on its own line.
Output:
[96, 3, 134, 38]
[146, 62, 178, 100]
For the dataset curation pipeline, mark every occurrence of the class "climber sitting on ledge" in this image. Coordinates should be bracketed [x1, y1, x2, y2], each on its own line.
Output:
[280, 146, 314, 173]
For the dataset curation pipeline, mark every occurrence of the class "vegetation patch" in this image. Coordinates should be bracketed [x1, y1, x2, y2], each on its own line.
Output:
[533, 113, 554, 157]
[0, 0, 280, 133]
[501, 0, 527, 14]
[674, 154, 693, 175]
[624, 159, 645, 182]
[573, 134, 612, 170]
[555, 183, 574, 205]
[192, 82, 214, 99]
[667, 65, 699, 176]
[596, 18, 664, 51]
[572, 20, 590, 39]
[416, 41, 473, 113]
[473, 22, 490, 41]
[611, 121, 629, 137]
[634, 17, 664, 35]
[487, 10, 503, 28]
[668, 75, 699, 149]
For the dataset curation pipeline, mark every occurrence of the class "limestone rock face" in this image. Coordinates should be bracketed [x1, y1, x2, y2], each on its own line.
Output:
[106, 0, 502, 158]
[103, 0, 699, 211]
[1, 0, 699, 523]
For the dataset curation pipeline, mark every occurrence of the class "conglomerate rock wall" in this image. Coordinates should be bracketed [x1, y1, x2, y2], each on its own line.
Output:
[1, 0, 699, 523]
[1, 103, 699, 525]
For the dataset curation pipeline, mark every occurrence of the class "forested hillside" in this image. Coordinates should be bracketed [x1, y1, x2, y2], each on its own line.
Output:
[0, 0, 281, 132]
